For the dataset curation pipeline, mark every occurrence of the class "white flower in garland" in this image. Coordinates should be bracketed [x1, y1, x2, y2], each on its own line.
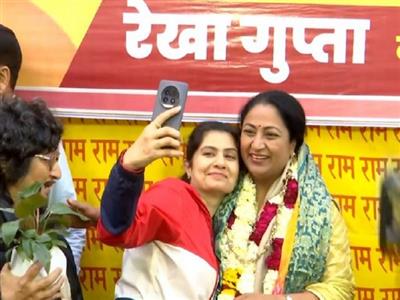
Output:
[237, 268, 255, 294]
[218, 167, 298, 299]
[263, 269, 279, 294]
[235, 203, 257, 222]
[245, 242, 259, 261]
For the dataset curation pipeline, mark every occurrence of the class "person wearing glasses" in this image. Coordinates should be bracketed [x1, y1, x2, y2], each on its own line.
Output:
[0, 23, 86, 272]
[0, 95, 83, 300]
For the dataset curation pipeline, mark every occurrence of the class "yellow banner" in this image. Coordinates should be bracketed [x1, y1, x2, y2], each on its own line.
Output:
[62, 119, 400, 300]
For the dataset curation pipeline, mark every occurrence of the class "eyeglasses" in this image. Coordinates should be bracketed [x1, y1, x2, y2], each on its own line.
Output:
[34, 151, 59, 170]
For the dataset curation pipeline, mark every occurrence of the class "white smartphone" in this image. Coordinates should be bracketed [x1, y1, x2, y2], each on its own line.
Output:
[151, 80, 188, 130]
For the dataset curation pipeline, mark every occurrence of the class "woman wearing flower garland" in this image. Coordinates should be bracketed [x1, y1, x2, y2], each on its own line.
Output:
[214, 90, 354, 300]
[97, 108, 240, 299]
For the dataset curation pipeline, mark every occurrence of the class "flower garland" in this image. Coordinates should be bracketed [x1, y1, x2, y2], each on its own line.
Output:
[218, 170, 298, 300]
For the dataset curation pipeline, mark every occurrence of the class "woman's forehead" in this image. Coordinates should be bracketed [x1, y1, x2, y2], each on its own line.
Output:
[243, 104, 286, 129]
[200, 131, 237, 148]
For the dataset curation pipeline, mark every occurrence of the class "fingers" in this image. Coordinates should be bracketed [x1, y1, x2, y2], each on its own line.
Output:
[67, 199, 94, 216]
[34, 273, 64, 300]
[0, 263, 12, 284]
[1, 262, 10, 274]
[153, 126, 181, 140]
[157, 148, 184, 158]
[152, 106, 181, 128]
[34, 267, 63, 291]
[67, 199, 83, 211]
[49, 292, 63, 300]
[67, 199, 94, 215]
[153, 126, 182, 151]
[15, 265, 63, 300]
[124, 107, 183, 169]
[154, 136, 182, 150]
[20, 261, 43, 284]
[1, 263, 64, 300]
[67, 199, 99, 228]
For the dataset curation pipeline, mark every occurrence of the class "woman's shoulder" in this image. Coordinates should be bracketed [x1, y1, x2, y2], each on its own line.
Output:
[145, 178, 195, 199]
[151, 178, 189, 189]
[142, 178, 201, 212]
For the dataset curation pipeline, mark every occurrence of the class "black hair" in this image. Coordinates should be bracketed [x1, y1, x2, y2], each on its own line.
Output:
[0, 24, 22, 90]
[182, 121, 241, 182]
[0, 95, 63, 192]
[239, 90, 306, 155]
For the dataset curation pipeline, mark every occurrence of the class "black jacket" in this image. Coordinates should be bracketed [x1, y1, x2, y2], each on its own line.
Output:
[0, 192, 83, 300]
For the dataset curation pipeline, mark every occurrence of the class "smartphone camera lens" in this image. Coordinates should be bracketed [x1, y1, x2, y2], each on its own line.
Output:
[160, 86, 179, 108]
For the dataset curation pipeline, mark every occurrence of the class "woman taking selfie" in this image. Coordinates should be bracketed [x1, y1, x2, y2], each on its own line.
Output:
[97, 107, 240, 299]
[97, 91, 354, 299]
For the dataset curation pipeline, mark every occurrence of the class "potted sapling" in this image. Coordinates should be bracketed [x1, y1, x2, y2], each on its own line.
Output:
[0, 181, 89, 300]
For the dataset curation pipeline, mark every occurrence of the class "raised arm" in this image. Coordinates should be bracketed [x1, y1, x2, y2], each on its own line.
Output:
[97, 107, 184, 244]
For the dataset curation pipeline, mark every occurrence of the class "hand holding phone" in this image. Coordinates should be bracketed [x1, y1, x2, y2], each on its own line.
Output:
[151, 80, 188, 130]
[124, 106, 184, 170]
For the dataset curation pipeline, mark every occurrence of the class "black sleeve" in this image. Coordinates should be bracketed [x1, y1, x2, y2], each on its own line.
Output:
[100, 161, 144, 235]
[0, 212, 11, 269]
[0, 243, 8, 269]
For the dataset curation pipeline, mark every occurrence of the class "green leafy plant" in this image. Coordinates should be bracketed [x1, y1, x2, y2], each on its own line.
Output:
[0, 182, 89, 272]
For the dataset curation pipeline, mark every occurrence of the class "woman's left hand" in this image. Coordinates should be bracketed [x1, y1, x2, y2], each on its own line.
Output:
[67, 199, 100, 228]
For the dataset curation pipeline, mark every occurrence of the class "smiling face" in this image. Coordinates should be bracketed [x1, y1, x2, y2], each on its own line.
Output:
[9, 150, 61, 201]
[240, 104, 296, 186]
[185, 130, 239, 203]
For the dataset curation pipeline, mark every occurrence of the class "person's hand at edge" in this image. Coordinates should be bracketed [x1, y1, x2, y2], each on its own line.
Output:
[67, 199, 99, 228]
[1, 262, 64, 300]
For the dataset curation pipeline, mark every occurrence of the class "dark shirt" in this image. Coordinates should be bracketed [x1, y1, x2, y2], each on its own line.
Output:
[0, 192, 83, 300]
[0, 194, 15, 268]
